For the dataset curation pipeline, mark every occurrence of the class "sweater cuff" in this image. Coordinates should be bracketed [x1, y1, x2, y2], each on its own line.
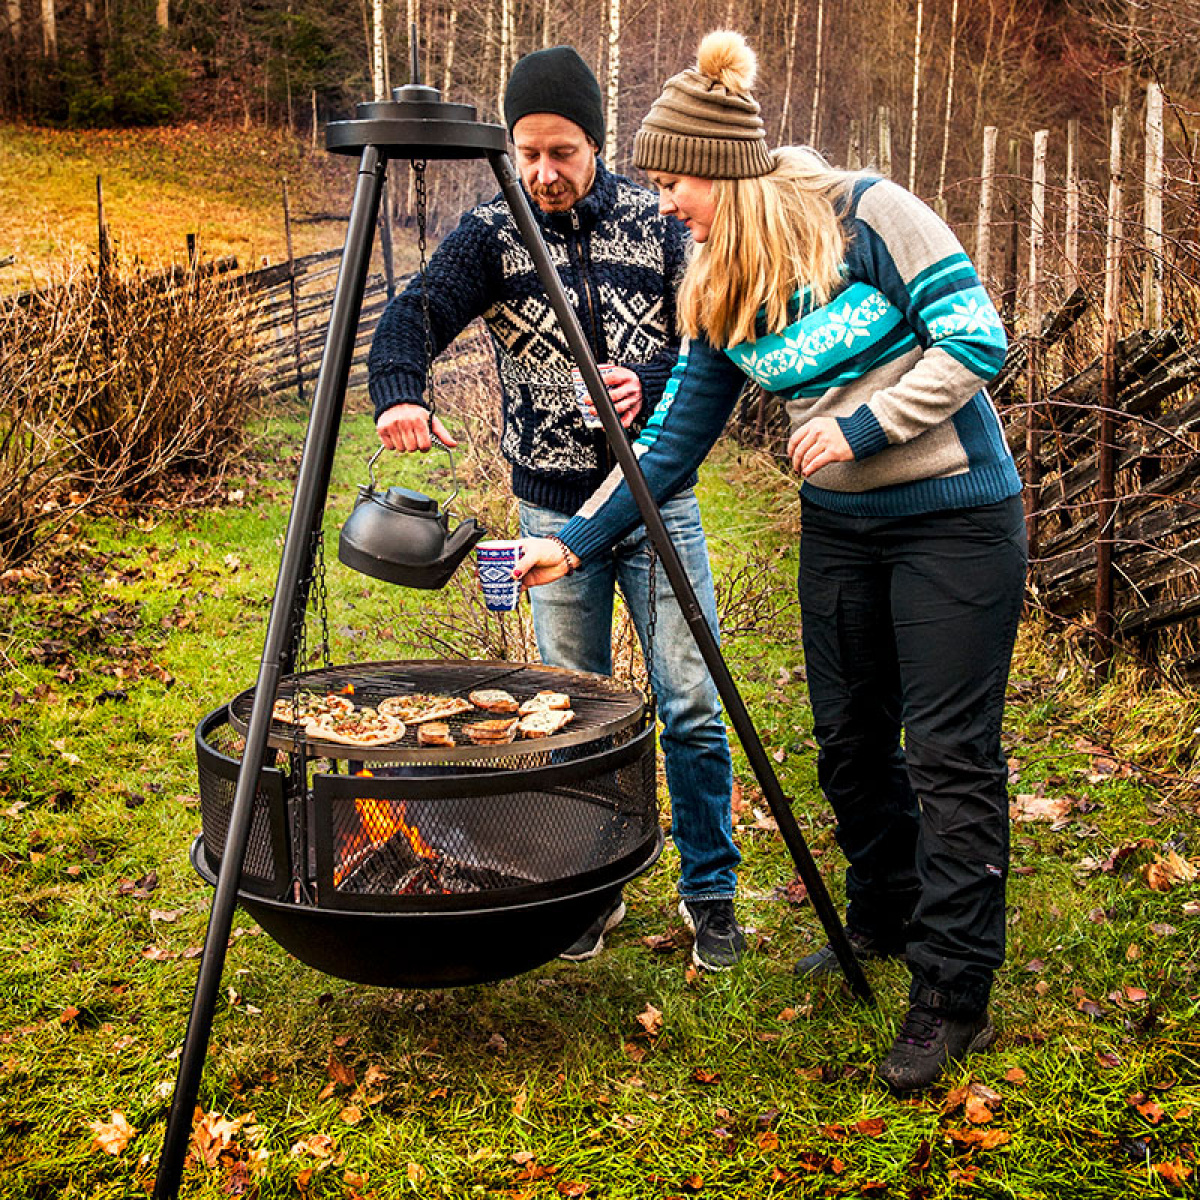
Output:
[837, 404, 890, 460]
[369, 373, 429, 420]
[555, 515, 599, 564]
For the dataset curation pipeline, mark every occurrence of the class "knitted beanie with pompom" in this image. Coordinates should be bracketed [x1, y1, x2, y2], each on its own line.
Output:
[633, 30, 772, 179]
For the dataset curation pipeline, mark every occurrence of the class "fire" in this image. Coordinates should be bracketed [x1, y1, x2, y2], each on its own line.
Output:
[334, 792, 440, 887]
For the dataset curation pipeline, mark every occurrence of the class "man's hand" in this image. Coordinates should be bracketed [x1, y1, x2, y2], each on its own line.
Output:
[596, 365, 643, 428]
[513, 537, 580, 589]
[787, 417, 854, 477]
[376, 403, 458, 452]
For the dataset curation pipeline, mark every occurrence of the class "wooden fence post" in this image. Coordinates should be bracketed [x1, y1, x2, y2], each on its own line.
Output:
[1095, 106, 1125, 671]
[281, 177, 306, 403]
[1143, 81, 1164, 330]
[1064, 118, 1081, 370]
[976, 125, 997, 293]
[1024, 130, 1048, 561]
[1001, 138, 1021, 329]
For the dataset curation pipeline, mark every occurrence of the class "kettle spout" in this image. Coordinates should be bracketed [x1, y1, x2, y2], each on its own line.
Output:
[440, 518, 487, 569]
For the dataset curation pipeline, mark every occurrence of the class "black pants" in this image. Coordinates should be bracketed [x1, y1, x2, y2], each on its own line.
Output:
[799, 495, 1027, 1014]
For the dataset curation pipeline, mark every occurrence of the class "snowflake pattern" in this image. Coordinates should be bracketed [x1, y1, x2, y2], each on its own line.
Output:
[926, 294, 1004, 340]
[728, 284, 896, 390]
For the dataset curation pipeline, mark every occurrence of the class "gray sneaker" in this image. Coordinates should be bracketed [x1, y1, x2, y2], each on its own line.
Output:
[795, 928, 906, 977]
[678, 898, 746, 971]
[559, 894, 626, 961]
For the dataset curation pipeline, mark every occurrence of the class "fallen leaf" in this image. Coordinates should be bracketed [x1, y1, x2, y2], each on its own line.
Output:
[757, 1130, 780, 1151]
[59, 1006, 80, 1025]
[339, 1105, 362, 1125]
[965, 1096, 994, 1124]
[327, 1052, 355, 1088]
[691, 1068, 720, 1085]
[407, 1162, 426, 1182]
[636, 1004, 663, 1038]
[1141, 851, 1198, 892]
[1152, 1161, 1193, 1188]
[1125, 986, 1149, 1003]
[623, 1041, 646, 1062]
[642, 934, 677, 953]
[680, 1173, 704, 1192]
[853, 1117, 887, 1137]
[1004, 1067, 1028, 1085]
[777, 1007, 797, 1022]
[781, 876, 809, 907]
[90, 1110, 135, 1155]
[1012, 792, 1071, 824]
[557, 1182, 590, 1197]
[1134, 1097, 1166, 1125]
[908, 1139, 932, 1173]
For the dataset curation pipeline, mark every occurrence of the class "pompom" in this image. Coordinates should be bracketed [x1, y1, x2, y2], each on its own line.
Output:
[697, 30, 758, 95]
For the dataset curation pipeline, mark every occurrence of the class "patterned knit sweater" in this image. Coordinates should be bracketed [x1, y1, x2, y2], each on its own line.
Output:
[367, 160, 689, 515]
[557, 176, 1021, 563]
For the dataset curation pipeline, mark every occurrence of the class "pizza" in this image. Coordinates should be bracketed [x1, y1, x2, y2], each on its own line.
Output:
[518, 690, 572, 715]
[378, 693, 475, 723]
[463, 717, 520, 745]
[518, 708, 575, 738]
[272, 690, 354, 726]
[417, 721, 456, 748]
[308, 707, 407, 747]
[468, 688, 519, 714]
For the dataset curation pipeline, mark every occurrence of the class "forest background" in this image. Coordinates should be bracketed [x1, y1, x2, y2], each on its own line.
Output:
[4, 0, 1200, 238]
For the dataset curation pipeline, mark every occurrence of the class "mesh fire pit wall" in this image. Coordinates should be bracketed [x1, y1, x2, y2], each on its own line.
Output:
[194, 660, 662, 987]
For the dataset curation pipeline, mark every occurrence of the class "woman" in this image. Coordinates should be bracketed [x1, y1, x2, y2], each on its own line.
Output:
[514, 30, 1026, 1094]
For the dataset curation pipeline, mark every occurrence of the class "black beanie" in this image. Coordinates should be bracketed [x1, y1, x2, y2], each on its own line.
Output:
[504, 46, 605, 150]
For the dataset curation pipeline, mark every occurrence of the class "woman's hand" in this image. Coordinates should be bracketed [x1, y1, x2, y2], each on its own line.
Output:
[513, 538, 580, 589]
[787, 417, 854, 477]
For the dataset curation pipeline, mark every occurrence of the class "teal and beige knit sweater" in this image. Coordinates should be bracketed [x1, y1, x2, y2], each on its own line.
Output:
[556, 175, 1020, 563]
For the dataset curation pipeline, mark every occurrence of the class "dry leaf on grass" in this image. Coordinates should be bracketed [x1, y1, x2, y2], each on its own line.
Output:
[635, 1004, 663, 1038]
[1141, 851, 1198, 892]
[1010, 793, 1072, 823]
[90, 1110, 135, 1155]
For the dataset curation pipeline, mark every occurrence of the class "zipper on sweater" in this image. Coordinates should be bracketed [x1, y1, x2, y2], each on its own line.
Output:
[571, 209, 613, 473]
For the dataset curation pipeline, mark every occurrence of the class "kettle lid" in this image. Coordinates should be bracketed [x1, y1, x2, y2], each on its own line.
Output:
[373, 485, 439, 515]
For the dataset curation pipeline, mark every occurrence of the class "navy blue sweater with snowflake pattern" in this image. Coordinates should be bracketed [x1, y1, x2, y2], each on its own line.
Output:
[556, 176, 1021, 564]
[367, 160, 689, 515]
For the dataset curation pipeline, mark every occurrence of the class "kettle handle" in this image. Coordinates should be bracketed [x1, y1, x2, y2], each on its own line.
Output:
[366, 436, 461, 511]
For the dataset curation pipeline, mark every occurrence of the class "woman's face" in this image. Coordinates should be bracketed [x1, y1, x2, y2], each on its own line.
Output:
[647, 172, 716, 243]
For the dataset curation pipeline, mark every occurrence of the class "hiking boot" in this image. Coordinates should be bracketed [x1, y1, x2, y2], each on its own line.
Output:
[560, 894, 626, 961]
[794, 928, 906, 978]
[679, 898, 746, 971]
[877, 988, 997, 1094]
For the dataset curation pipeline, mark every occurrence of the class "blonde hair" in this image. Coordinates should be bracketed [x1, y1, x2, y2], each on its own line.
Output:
[676, 146, 858, 348]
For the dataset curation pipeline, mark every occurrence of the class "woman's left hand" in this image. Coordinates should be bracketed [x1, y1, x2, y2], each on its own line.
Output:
[513, 538, 580, 589]
[787, 418, 854, 477]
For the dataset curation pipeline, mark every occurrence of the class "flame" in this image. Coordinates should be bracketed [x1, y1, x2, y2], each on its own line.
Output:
[334, 794, 439, 886]
[340, 683, 355, 695]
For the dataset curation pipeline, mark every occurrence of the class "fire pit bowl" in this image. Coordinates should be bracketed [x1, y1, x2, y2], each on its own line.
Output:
[194, 660, 662, 987]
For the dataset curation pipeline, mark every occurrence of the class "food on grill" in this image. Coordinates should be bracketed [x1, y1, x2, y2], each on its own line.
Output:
[518, 690, 572, 714]
[272, 691, 355, 726]
[417, 721, 456, 748]
[468, 688, 520, 714]
[463, 717, 520, 745]
[378, 693, 475, 723]
[518, 708, 575, 738]
[310, 707, 407, 747]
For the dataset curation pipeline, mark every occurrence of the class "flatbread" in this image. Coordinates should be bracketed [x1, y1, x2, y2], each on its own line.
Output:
[272, 691, 354, 726]
[378, 693, 475, 723]
[463, 717, 519, 745]
[518, 708, 575, 738]
[518, 690, 572, 714]
[468, 689, 519, 714]
[417, 721, 456, 747]
[309, 707, 406, 747]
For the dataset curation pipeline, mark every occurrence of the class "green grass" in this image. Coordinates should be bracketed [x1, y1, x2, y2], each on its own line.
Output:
[2, 399, 1199, 1199]
[0, 123, 356, 290]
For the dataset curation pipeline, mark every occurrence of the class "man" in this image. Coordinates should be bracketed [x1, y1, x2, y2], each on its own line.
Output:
[367, 46, 743, 970]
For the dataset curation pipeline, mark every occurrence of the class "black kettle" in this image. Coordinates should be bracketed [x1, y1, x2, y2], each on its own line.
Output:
[338, 448, 485, 588]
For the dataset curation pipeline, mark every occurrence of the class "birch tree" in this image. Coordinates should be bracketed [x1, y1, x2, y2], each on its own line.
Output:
[778, 0, 800, 143]
[605, 0, 620, 163]
[40, 0, 56, 62]
[372, 0, 384, 99]
[936, 0, 959, 209]
[808, 0, 826, 147]
[908, 0, 923, 192]
[156, 0, 168, 30]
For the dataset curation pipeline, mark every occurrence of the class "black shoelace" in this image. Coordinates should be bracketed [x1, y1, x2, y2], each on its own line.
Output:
[896, 1005, 944, 1049]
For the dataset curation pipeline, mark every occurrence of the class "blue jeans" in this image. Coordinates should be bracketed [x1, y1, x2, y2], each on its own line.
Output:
[519, 492, 739, 900]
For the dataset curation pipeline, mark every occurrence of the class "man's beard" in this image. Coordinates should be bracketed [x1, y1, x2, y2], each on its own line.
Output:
[529, 181, 580, 212]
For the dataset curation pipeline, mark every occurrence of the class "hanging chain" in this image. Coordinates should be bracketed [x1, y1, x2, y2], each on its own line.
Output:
[313, 529, 332, 669]
[644, 539, 659, 709]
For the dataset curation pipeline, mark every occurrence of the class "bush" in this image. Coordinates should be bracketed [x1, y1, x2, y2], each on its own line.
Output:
[0, 257, 262, 570]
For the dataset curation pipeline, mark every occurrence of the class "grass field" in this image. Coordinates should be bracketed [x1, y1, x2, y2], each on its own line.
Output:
[1, 391, 1199, 1198]
[0, 124, 354, 290]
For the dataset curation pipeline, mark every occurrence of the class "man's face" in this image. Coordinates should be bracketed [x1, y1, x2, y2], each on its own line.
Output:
[512, 113, 597, 214]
